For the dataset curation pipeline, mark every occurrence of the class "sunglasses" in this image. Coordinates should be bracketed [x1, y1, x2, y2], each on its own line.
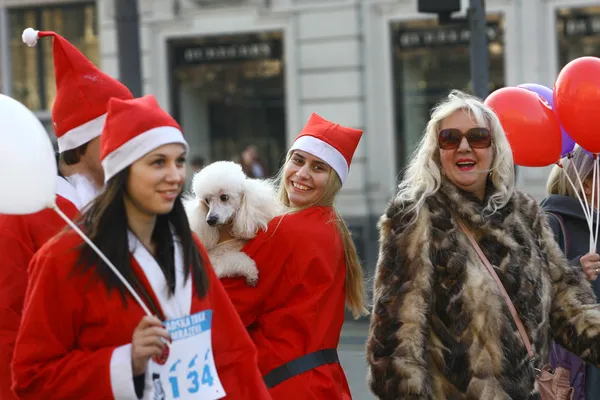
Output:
[438, 128, 492, 150]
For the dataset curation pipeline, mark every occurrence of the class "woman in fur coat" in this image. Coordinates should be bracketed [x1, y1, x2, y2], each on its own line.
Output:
[366, 90, 600, 399]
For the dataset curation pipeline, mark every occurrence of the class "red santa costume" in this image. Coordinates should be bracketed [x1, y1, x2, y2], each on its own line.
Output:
[12, 95, 270, 400]
[221, 113, 363, 400]
[0, 28, 132, 400]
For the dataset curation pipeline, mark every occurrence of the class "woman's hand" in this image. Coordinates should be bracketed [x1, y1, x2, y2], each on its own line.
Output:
[580, 252, 600, 281]
[131, 316, 170, 376]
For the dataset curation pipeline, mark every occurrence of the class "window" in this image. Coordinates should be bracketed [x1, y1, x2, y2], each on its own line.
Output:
[8, 2, 98, 112]
[557, 6, 600, 69]
[169, 32, 286, 178]
[390, 15, 505, 173]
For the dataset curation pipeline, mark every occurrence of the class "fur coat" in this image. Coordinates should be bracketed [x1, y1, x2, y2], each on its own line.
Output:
[366, 180, 600, 399]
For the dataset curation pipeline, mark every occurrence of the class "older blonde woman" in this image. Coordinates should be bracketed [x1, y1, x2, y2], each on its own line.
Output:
[366, 90, 600, 399]
[542, 146, 600, 400]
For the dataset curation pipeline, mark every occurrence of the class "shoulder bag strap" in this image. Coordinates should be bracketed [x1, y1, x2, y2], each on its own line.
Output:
[546, 212, 569, 254]
[453, 214, 536, 361]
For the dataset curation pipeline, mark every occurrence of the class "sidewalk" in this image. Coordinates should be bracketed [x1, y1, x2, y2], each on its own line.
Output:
[340, 317, 370, 346]
[338, 318, 375, 399]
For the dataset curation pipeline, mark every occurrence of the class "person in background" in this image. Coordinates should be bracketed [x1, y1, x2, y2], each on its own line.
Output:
[221, 113, 368, 400]
[191, 156, 206, 174]
[367, 90, 600, 398]
[185, 155, 207, 193]
[240, 144, 269, 178]
[0, 27, 133, 400]
[541, 145, 600, 400]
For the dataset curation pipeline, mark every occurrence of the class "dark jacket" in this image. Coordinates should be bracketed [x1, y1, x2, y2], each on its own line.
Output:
[541, 194, 600, 400]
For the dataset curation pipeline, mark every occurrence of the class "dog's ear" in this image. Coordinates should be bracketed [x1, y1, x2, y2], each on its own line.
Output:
[183, 195, 219, 249]
[232, 178, 283, 240]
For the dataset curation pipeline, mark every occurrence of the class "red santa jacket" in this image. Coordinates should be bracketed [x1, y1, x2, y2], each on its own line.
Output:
[0, 176, 80, 400]
[12, 229, 270, 400]
[221, 206, 352, 400]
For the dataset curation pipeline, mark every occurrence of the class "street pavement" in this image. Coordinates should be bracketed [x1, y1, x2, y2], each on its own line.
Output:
[338, 319, 376, 399]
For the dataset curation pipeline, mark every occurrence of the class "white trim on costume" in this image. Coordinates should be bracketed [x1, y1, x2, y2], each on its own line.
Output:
[55, 176, 83, 210]
[102, 126, 188, 183]
[289, 135, 350, 183]
[65, 174, 100, 210]
[57, 113, 106, 153]
[109, 344, 138, 400]
[127, 230, 192, 320]
[127, 229, 191, 399]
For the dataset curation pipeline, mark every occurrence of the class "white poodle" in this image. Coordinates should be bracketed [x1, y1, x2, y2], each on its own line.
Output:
[184, 161, 282, 286]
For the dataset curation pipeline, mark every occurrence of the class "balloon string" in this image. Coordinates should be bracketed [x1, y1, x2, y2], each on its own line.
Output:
[595, 157, 600, 250]
[562, 162, 592, 221]
[50, 203, 171, 348]
[561, 161, 594, 241]
[591, 158, 597, 252]
[569, 158, 593, 222]
[51, 204, 153, 315]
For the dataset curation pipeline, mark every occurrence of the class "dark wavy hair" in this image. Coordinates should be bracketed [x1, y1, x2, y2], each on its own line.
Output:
[74, 168, 208, 316]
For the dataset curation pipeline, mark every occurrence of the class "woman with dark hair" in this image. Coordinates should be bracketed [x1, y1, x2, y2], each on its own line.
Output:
[11, 95, 269, 400]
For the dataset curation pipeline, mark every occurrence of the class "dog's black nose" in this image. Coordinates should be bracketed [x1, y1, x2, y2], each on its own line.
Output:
[206, 215, 218, 226]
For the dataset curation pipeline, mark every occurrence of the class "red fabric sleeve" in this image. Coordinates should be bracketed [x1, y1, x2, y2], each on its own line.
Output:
[195, 242, 271, 399]
[11, 248, 117, 400]
[0, 216, 33, 400]
[219, 223, 290, 327]
[0, 203, 78, 400]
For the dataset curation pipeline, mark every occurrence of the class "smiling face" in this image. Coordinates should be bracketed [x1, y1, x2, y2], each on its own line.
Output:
[439, 109, 493, 200]
[124, 143, 187, 219]
[283, 150, 331, 208]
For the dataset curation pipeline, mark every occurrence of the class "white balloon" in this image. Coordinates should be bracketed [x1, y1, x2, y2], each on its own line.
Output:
[0, 94, 57, 214]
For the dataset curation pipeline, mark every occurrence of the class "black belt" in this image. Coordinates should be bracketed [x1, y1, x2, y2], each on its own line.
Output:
[263, 348, 340, 389]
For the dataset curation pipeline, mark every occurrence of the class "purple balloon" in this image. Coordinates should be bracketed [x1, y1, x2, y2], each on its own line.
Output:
[518, 83, 576, 157]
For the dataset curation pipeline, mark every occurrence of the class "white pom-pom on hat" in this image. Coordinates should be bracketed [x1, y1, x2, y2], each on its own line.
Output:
[22, 28, 40, 47]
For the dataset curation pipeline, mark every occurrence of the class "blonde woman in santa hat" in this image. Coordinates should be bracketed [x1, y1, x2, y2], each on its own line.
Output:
[0, 28, 133, 400]
[11, 95, 270, 400]
[220, 113, 367, 399]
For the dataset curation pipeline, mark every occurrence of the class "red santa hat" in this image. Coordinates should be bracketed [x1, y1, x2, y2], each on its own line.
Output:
[101, 95, 188, 183]
[288, 113, 363, 183]
[22, 27, 133, 153]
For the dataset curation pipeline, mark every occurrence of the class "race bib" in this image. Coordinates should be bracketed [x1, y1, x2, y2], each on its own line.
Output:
[149, 310, 225, 400]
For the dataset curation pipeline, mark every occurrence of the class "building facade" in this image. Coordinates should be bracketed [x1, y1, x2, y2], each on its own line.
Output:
[1, 0, 598, 276]
[0, 0, 99, 135]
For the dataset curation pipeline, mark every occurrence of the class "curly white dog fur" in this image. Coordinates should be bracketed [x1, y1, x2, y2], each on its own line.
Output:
[184, 161, 282, 286]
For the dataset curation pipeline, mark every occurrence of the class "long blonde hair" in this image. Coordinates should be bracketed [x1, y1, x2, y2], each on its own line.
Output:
[397, 90, 515, 219]
[547, 146, 595, 197]
[270, 153, 368, 319]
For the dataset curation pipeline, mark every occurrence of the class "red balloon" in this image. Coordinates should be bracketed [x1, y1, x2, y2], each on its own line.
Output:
[484, 87, 562, 167]
[554, 56, 600, 153]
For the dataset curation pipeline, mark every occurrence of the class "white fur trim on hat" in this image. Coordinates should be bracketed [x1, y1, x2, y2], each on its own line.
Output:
[102, 126, 188, 183]
[289, 135, 349, 183]
[57, 113, 107, 153]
